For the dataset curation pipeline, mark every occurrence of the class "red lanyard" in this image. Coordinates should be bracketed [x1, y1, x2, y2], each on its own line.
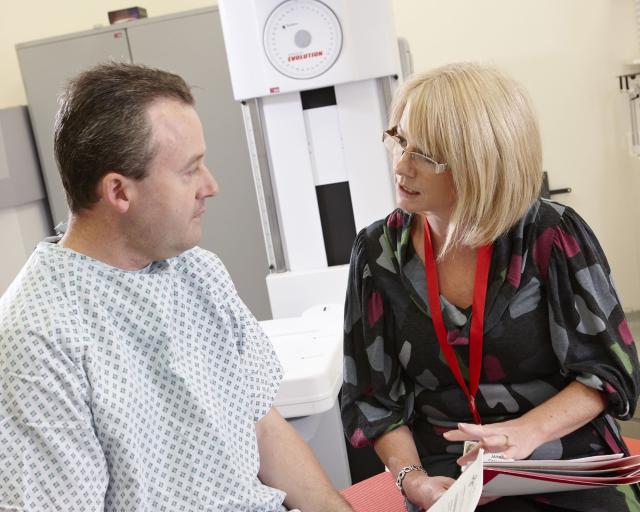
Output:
[423, 220, 493, 424]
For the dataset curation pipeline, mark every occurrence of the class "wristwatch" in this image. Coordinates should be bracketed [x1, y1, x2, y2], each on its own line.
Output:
[395, 464, 426, 496]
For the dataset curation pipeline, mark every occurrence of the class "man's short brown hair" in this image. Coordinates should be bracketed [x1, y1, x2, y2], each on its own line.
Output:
[54, 62, 194, 212]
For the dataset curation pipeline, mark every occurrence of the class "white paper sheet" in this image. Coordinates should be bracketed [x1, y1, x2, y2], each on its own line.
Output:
[428, 449, 484, 512]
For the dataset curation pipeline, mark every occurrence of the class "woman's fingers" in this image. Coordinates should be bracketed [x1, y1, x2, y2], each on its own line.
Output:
[443, 422, 484, 441]
[445, 423, 509, 447]
[456, 444, 481, 466]
[445, 422, 516, 465]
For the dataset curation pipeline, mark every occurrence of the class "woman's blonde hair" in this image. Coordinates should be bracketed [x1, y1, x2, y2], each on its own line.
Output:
[389, 62, 543, 257]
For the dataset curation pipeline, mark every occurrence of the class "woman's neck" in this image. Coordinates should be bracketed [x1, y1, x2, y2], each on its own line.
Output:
[419, 211, 451, 256]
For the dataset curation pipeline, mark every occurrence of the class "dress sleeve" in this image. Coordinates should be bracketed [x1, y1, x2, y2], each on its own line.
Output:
[0, 326, 108, 511]
[341, 229, 411, 448]
[545, 206, 640, 420]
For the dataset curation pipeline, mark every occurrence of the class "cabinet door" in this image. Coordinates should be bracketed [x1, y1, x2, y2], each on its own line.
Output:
[17, 30, 131, 227]
[127, 10, 271, 319]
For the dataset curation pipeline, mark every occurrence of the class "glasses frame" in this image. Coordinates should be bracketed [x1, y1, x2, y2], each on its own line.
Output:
[382, 127, 448, 174]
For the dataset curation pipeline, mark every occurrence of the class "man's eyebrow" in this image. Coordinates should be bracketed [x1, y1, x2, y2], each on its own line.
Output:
[181, 153, 205, 171]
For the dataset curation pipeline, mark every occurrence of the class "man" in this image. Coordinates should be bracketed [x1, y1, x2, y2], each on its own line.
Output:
[0, 62, 353, 512]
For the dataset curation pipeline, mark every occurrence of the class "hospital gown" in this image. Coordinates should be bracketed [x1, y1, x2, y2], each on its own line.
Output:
[0, 240, 285, 511]
[341, 199, 640, 511]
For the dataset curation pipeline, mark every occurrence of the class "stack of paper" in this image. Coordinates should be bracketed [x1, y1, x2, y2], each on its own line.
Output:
[428, 451, 640, 512]
[482, 453, 640, 496]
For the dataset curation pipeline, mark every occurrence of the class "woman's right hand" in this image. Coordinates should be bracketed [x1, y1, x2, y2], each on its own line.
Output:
[401, 471, 456, 510]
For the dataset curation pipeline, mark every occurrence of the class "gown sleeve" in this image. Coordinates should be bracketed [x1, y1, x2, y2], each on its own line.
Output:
[341, 228, 412, 448]
[208, 252, 283, 423]
[0, 324, 108, 511]
[545, 205, 640, 420]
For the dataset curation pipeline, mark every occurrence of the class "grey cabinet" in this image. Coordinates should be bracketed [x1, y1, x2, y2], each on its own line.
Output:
[17, 29, 131, 225]
[17, 7, 272, 319]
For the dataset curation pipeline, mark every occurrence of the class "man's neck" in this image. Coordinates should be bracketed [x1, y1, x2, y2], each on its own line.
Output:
[60, 214, 152, 271]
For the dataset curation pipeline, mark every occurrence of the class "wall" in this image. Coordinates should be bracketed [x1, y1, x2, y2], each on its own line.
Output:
[1, 0, 214, 109]
[0, 202, 50, 293]
[2, 0, 640, 310]
[390, 0, 640, 310]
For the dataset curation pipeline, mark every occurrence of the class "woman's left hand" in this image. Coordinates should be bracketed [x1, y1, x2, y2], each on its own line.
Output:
[443, 419, 542, 467]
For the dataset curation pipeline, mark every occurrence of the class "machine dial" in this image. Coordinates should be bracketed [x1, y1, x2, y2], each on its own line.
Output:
[263, 0, 343, 80]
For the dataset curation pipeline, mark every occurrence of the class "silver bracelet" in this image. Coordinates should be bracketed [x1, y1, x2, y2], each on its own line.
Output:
[395, 464, 426, 496]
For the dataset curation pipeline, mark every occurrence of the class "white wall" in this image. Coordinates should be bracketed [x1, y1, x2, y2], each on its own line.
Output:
[2, 0, 640, 310]
[0, 202, 50, 293]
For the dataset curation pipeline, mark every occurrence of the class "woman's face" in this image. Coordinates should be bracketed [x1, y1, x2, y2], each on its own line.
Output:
[393, 113, 456, 217]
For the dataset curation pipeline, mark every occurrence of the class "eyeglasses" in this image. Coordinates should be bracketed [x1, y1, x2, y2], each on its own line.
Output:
[382, 127, 448, 174]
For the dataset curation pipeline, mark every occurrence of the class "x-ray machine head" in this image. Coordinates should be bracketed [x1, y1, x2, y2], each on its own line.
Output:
[219, 0, 406, 317]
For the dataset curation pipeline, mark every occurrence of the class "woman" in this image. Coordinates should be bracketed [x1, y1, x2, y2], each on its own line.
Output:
[341, 62, 640, 511]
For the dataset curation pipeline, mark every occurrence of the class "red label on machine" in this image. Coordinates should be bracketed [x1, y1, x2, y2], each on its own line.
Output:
[287, 50, 324, 62]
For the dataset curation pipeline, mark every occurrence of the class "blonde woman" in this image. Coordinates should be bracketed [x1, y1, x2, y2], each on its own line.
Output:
[341, 63, 640, 511]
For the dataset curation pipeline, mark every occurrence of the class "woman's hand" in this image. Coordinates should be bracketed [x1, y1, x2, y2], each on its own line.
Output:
[443, 419, 542, 467]
[401, 471, 456, 511]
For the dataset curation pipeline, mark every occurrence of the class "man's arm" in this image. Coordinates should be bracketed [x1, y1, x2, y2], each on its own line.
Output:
[256, 407, 353, 512]
[0, 328, 108, 511]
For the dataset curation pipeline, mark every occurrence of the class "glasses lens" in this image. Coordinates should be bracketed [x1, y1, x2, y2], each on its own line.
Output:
[383, 134, 403, 158]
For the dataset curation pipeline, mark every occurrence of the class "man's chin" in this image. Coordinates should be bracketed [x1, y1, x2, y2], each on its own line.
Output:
[153, 238, 201, 261]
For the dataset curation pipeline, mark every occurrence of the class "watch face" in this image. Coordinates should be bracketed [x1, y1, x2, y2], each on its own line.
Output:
[263, 0, 343, 80]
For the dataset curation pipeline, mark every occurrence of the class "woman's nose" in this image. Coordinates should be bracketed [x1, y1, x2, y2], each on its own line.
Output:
[393, 152, 415, 178]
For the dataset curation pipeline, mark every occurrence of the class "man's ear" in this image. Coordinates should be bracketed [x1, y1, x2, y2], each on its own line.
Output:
[99, 172, 135, 213]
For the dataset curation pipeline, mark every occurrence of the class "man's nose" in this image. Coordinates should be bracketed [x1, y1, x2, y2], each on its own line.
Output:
[200, 167, 219, 198]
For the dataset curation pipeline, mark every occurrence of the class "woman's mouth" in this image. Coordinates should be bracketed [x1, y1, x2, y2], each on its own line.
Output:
[398, 183, 420, 196]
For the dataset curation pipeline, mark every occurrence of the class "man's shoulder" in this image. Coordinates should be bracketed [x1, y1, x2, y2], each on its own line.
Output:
[172, 246, 235, 290]
[177, 245, 219, 266]
[0, 243, 72, 341]
[174, 246, 225, 275]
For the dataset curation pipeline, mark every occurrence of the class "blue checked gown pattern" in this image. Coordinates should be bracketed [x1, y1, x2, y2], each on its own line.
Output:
[0, 242, 286, 511]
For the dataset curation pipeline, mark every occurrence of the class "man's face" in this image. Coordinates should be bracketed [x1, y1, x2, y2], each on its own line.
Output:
[126, 98, 218, 261]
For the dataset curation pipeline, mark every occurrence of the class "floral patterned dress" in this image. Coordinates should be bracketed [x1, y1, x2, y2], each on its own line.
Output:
[341, 199, 640, 511]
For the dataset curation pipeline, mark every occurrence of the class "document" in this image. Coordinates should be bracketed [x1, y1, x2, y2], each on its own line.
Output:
[428, 447, 640, 510]
[428, 449, 484, 512]
[482, 453, 640, 497]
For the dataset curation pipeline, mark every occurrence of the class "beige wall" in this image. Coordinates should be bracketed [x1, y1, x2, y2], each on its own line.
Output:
[390, 0, 640, 310]
[2, 0, 640, 310]
[1, 0, 215, 109]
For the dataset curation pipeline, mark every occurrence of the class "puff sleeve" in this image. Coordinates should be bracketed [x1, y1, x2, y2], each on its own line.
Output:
[341, 228, 412, 448]
[544, 206, 640, 420]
